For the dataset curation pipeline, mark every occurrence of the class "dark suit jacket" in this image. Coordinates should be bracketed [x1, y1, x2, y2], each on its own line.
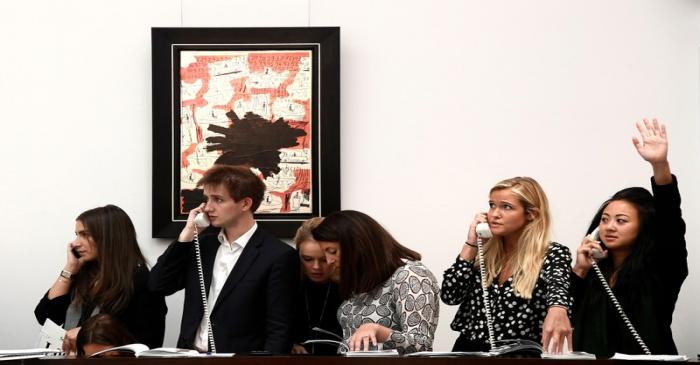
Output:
[149, 226, 298, 353]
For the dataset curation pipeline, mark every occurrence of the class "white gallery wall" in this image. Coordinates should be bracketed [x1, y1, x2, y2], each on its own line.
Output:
[0, 0, 698, 354]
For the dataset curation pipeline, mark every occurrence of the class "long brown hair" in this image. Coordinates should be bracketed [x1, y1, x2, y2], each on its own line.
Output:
[73, 205, 145, 314]
[311, 210, 420, 299]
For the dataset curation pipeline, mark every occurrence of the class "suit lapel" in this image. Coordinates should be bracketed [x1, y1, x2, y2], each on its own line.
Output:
[211, 228, 264, 314]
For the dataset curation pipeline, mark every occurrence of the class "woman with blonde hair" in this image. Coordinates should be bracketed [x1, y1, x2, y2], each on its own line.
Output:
[291, 217, 343, 355]
[441, 177, 572, 353]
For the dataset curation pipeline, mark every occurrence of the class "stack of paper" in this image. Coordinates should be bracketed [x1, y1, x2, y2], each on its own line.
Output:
[0, 348, 62, 361]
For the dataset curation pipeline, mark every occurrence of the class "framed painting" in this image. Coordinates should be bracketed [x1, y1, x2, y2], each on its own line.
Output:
[152, 27, 340, 238]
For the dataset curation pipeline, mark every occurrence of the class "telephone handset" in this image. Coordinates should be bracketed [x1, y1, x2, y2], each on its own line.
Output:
[587, 227, 651, 355]
[71, 248, 81, 259]
[192, 211, 216, 352]
[588, 227, 606, 260]
[194, 212, 210, 228]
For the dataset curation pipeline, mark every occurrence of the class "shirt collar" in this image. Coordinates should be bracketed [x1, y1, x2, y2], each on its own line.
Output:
[217, 222, 258, 249]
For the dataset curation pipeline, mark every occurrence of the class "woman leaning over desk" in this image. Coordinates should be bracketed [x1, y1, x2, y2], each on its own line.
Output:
[311, 210, 440, 355]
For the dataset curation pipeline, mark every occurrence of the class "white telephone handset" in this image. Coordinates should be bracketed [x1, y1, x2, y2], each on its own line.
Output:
[194, 212, 210, 228]
[192, 211, 215, 352]
[475, 222, 492, 239]
[587, 227, 651, 355]
[588, 227, 606, 260]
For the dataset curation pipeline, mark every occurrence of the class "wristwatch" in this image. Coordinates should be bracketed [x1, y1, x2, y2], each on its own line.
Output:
[60, 269, 73, 280]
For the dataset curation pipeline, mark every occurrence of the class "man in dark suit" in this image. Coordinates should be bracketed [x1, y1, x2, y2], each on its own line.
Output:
[149, 165, 298, 353]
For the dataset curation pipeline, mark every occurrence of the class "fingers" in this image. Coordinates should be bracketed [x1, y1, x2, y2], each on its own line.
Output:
[550, 333, 561, 354]
[660, 123, 667, 139]
[349, 333, 377, 351]
[635, 120, 646, 137]
[541, 330, 551, 354]
[643, 118, 653, 136]
[632, 136, 641, 150]
[350, 334, 361, 351]
[62, 336, 75, 355]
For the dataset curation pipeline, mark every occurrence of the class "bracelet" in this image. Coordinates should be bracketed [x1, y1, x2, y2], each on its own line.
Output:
[464, 241, 477, 248]
[548, 304, 568, 311]
[60, 269, 73, 280]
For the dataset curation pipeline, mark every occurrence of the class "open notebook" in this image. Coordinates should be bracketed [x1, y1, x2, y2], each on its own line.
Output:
[89, 344, 204, 358]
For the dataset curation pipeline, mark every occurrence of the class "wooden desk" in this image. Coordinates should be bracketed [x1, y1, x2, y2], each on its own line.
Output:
[10, 355, 696, 365]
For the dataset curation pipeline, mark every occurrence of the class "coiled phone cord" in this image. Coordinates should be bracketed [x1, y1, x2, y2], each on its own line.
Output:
[193, 228, 217, 353]
[590, 261, 650, 355]
[477, 236, 496, 350]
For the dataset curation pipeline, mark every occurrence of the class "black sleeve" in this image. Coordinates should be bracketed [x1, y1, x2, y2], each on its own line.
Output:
[148, 240, 193, 295]
[543, 243, 573, 308]
[292, 282, 309, 345]
[440, 256, 477, 305]
[569, 270, 587, 313]
[650, 175, 688, 287]
[34, 291, 71, 326]
[120, 269, 168, 349]
[264, 248, 300, 354]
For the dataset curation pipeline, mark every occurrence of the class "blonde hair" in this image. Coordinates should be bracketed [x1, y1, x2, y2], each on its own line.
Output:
[479, 177, 551, 299]
[293, 217, 325, 247]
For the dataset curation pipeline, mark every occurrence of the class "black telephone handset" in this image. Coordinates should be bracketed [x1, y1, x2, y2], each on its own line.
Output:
[192, 211, 216, 352]
[587, 227, 651, 355]
[71, 248, 81, 259]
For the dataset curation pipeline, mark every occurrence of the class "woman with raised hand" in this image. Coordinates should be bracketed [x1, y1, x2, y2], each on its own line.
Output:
[291, 217, 343, 355]
[35, 205, 166, 355]
[571, 120, 687, 357]
[311, 210, 440, 355]
[442, 177, 572, 354]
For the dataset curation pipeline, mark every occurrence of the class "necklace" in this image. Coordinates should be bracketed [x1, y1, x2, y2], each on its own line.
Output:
[304, 282, 331, 354]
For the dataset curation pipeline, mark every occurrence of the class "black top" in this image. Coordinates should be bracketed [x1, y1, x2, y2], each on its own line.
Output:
[34, 265, 167, 349]
[571, 176, 687, 358]
[292, 279, 343, 355]
[441, 242, 572, 351]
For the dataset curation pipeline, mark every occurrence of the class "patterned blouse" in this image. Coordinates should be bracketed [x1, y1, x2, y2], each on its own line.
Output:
[337, 260, 440, 354]
[441, 242, 572, 349]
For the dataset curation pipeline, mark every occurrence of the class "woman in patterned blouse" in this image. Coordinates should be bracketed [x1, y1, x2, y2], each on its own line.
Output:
[441, 177, 573, 353]
[311, 210, 440, 354]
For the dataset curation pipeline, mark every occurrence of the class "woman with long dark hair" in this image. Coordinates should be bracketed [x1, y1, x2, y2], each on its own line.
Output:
[571, 120, 687, 357]
[311, 210, 439, 355]
[35, 205, 167, 354]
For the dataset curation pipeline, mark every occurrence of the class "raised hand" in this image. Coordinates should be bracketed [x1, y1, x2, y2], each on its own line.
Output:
[632, 118, 668, 164]
[632, 119, 672, 185]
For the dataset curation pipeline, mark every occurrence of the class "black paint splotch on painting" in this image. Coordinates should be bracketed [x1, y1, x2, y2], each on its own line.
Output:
[181, 188, 206, 212]
[206, 110, 307, 178]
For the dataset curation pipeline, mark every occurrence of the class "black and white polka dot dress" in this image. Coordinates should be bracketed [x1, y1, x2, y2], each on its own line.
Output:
[337, 260, 440, 354]
[441, 242, 572, 350]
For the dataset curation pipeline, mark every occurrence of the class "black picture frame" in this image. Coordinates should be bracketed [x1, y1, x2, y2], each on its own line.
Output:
[152, 27, 340, 238]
